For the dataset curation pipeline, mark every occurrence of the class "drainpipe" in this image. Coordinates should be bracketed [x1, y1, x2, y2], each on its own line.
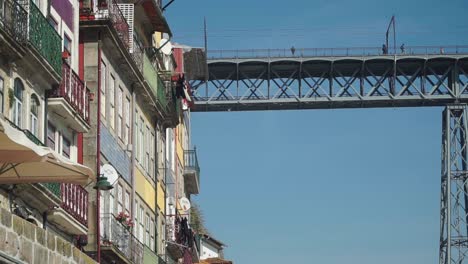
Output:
[96, 33, 102, 263]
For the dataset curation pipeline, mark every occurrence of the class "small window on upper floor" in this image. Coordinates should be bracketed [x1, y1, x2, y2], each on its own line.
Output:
[12, 78, 24, 127]
[62, 136, 71, 159]
[47, 122, 56, 150]
[64, 34, 72, 57]
[48, 16, 58, 31]
[30, 94, 40, 137]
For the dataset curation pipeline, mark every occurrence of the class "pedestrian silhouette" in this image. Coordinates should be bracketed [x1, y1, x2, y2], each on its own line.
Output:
[382, 44, 388, 55]
[291, 46, 296, 56]
[400, 43, 405, 54]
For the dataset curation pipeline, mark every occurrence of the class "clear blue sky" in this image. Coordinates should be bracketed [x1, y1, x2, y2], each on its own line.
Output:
[165, 1, 468, 263]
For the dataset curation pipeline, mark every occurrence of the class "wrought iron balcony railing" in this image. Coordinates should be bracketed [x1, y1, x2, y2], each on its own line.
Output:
[0, 0, 28, 43]
[184, 148, 200, 176]
[130, 35, 144, 73]
[48, 62, 91, 124]
[83, 0, 130, 50]
[40, 183, 89, 226]
[61, 183, 88, 226]
[101, 214, 144, 263]
[28, 0, 62, 76]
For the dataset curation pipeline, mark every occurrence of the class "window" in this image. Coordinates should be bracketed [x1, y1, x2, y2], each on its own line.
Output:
[139, 206, 144, 242]
[135, 110, 139, 160]
[62, 137, 71, 158]
[145, 126, 150, 171]
[109, 188, 115, 216]
[139, 117, 144, 162]
[109, 75, 115, 129]
[150, 132, 155, 178]
[64, 34, 72, 57]
[150, 219, 155, 251]
[47, 122, 56, 150]
[117, 87, 123, 138]
[30, 95, 39, 137]
[160, 218, 165, 254]
[135, 200, 139, 237]
[48, 17, 58, 31]
[124, 97, 130, 144]
[100, 61, 106, 117]
[125, 191, 130, 215]
[0, 77, 4, 113]
[117, 184, 123, 213]
[12, 78, 23, 127]
[145, 214, 150, 247]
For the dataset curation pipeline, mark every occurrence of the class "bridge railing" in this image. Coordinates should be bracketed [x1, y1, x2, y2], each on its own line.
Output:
[207, 45, 468, 59]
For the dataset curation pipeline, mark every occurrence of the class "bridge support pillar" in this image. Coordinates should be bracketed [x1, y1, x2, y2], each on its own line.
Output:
[440, 104, 468, 264]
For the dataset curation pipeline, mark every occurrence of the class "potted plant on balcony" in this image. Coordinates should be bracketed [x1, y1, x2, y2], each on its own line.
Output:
[124, 219, 134, 231]
[116, 212, 129, 224]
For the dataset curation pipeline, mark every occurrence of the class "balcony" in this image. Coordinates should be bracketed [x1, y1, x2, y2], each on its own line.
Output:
[0, 0, 28, 45]
[3, 118, 89, 233]
[47, 183, 89, 235]
[0, 0, 61, 79]
[143, 245, 164, 264]
[183, 149, 200, 195]
[28, 0, 62, 76]
[143, 52, 169, 111]
[80, 0, 130, 50]
[136, 0, 171, 35]
[47, 62, 91, 132]
[101, 214, 144, 264]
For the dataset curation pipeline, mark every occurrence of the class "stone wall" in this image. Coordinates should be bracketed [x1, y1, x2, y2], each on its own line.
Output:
[0, 208, 96, 264]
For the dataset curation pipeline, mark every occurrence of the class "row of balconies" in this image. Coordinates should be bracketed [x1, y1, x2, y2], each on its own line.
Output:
[80, 0, 177, 125]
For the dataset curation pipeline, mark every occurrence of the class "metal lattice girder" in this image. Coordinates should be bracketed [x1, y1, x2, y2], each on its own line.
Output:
[440, 105, 468, 264]
[191, 54, 468, 112]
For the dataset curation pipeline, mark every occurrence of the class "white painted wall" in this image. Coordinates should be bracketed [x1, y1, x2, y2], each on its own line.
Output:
[200, 239, 222, 260]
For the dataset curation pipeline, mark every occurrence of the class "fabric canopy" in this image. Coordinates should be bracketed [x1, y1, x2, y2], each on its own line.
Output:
[0, 115, 95, 185]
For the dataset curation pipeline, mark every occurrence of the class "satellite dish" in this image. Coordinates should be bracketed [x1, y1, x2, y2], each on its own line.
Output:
[159, 38, 173, 55]
[101, 164, 118, 185]
[179, 197, 191, 211]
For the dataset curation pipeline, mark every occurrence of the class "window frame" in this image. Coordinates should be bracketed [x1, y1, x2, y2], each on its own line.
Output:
[109, 74, 115, 130]
[117, 184, 123, 213]
[29, 94, 39, 137]
[124, 96, 130, 144]
[117, 87, 123, 139]
[13, 78, 24, 127]
[62, 136, 71, 159]
[100, 61, 106, 118]
[47, 122, 56, 150]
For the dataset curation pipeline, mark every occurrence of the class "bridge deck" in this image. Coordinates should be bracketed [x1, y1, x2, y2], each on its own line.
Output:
[190, 46, 468, 112]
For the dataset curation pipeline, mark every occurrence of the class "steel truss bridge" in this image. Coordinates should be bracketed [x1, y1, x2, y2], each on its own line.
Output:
[189, 45, 468, 264]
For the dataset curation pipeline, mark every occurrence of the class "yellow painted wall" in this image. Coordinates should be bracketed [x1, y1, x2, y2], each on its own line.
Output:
[135, 168, 156, 212]
[153, 32, 162, 48]
[157, 181, 165, 214]
[176, 123, 185, 167]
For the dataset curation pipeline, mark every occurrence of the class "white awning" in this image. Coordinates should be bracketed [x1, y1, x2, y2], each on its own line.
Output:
[0, 115, 95, 185]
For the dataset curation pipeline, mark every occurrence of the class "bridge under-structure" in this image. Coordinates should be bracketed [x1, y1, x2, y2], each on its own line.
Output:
[189, 46, 468, 264]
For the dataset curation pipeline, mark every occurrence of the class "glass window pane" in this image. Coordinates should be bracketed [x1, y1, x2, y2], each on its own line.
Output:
[100, 61, 106, 117]
[62, 137, 70, 158]
[47, 123, 56, 150]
